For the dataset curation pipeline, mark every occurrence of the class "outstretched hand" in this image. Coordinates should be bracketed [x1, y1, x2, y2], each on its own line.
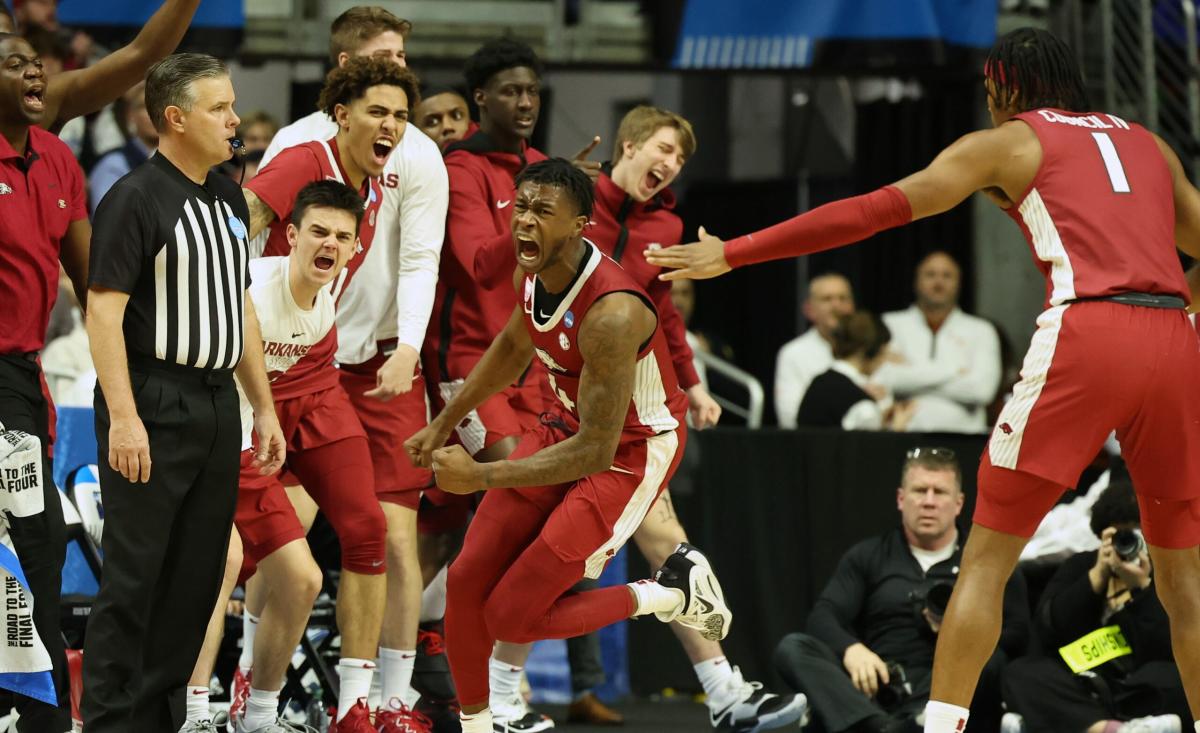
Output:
[644, 226, 731, 281]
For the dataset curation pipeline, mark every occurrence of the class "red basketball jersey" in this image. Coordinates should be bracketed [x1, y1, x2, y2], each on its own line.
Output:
[1007, 109, 1188, 307]
[247, 137, 383, 306]
[520, 242, 688, 444]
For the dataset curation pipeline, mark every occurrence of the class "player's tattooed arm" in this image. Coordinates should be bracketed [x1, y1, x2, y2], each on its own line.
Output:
[482, 293, 655, 490]
[406, 307, 535, 468]
[242, 189, 279, 241]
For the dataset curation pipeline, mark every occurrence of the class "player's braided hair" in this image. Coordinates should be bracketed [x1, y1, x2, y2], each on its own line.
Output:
[464, 37, 543, 93]
[515, 158, 594, 219]
[318, 56, 420, 120]
[986, 27, 1089, 113]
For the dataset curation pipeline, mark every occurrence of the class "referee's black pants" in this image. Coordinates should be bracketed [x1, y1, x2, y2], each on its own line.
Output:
[0, 355, 71, 733]
[82, 362, 239, 733]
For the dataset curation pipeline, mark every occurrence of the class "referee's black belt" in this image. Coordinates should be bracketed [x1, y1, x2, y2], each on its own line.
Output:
[0, 351, 40, 363]
[129, 355, 234, 386]
[1066, 292, 1186, 310]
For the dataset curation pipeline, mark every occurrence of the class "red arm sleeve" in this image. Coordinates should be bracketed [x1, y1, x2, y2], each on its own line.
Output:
[245, 145, 323, 222]
[724, 185, 912, 269]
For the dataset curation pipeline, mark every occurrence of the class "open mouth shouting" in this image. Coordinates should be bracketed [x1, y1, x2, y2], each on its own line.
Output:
[371, 136, 395, 167]
[516, 233, 541, 266]
[21, 81, 45, 115]
[642, 169, 666, 196]
[313, 251, 337, 273]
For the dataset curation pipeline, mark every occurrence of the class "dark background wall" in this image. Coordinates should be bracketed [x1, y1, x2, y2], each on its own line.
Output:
[627, 428, 988, 694]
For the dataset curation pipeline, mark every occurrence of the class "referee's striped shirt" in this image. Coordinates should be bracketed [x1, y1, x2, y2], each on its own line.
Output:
[90, 153, 252, 370]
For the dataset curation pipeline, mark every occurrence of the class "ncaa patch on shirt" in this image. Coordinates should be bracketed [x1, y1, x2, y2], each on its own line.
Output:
[564, 310, 575, 328]
[228, 215, 248, 240]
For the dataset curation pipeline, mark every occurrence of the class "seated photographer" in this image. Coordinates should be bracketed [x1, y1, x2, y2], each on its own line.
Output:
[1001, 480, 1188, 733]
[774, 448, 1029, 733]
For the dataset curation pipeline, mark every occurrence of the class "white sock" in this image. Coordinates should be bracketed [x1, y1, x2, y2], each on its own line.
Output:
[1193, 722, 1199, 733]
[694, 656, 735, 703]
[460, 709, 493, 733]
[420, 565, 448, 623]
[367, 657, 383, 710]
[489, 657, 523, 704]
[239, 611, 259, 673]
[627, 580, 684, 617]
[337, 657, 376, 721]
[242, 687, 280, 730]
[923, 701, 969, 732]
[185, 686, 209, 723]
[379, 647, 417, 706]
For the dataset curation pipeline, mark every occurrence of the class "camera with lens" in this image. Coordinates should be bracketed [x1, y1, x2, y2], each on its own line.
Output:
[1112, 528, 1146, 562]
[875, 662, 913, 708]
[909, 579, 956, 623]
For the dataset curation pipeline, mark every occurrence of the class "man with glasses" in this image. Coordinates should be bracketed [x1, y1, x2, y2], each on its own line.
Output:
[772, 448, 1029, 733]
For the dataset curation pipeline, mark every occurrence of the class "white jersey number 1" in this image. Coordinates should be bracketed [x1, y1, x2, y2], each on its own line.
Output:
[1091, 132, 1131, 194]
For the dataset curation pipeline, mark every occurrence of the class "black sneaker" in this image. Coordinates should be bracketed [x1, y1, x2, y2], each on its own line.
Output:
[653, 543, 732, 641]
[413, 619, 458, 703]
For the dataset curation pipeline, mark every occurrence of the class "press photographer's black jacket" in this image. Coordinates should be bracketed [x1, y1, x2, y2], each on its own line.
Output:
[1037, 550, 1172, 668]
[806, 526, 1030, 668]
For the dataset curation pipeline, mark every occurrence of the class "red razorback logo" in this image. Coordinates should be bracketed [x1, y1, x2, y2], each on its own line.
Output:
[956, 719, 967, 732]
[998, 423, 1013, 435]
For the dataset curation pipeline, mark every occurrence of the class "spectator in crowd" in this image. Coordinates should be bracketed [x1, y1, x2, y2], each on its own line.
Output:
[774, 448, 1029, 732]
[1002, 480, 1189, 733]
[874, 252, 1001, 433]
[412, 84, 471, 149]
[0, 4, 13, 33]
[775, 273, 855, 428]
[236, 109, 278, 153]
[89, 80, 157, 211]
[797, 311, 912, 431]
[12, 0, 55, 32]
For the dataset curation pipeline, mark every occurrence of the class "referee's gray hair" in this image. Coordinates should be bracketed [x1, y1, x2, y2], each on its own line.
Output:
[145, 53, 229, 132]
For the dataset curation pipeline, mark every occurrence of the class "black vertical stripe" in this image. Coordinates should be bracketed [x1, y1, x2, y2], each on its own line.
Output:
[202, 206, 221, 370]
[183, 207, 202, 367]
[611, 197, 636, 262]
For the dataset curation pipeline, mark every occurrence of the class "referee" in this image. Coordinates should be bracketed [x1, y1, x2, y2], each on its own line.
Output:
[81, 54, 284, 733]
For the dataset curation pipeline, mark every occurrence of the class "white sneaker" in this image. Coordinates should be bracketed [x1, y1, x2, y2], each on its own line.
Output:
[654, 543, 732, 641]
[234, 712, 316, 733]
[1001, 712, 1026, 733]
[490, 693, 555, 733]
[707, 666, 806, 732]
[1121, 715, 1182, 733]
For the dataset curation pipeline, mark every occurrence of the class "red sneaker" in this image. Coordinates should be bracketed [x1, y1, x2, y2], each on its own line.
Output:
[329, 699, 377, 732]
[375, 699, 433, 733]
[229, 668, 252, 724]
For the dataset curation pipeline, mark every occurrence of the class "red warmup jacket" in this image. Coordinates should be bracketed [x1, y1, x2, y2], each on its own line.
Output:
[425, 128, 547, 381]
[586, 170, 700, 390]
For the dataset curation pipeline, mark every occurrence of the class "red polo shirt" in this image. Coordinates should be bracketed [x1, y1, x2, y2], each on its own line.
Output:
[0, 125, 87, 353]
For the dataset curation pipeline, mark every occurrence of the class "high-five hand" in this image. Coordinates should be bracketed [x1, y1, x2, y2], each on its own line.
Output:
[644, 226, 730, 281]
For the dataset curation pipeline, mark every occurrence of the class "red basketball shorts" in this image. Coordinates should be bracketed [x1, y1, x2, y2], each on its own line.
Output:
[339, 353, 432, 509]
[978, 301, 1200, 547]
